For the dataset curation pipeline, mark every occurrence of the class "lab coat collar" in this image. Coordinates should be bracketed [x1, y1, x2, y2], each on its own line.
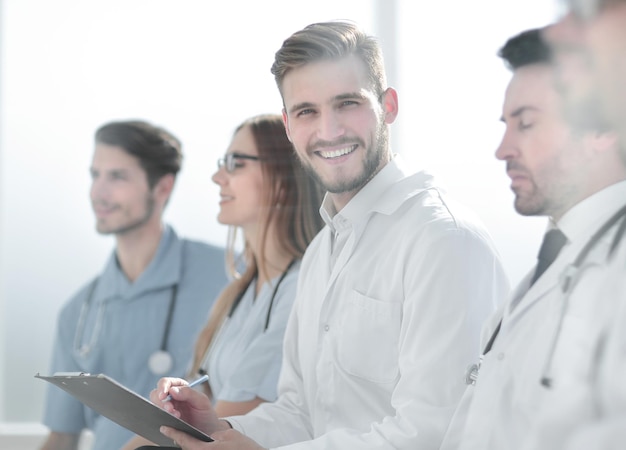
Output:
[557, 180, 626, 245]
[92, 225, 183, 303]
[320, 154, 436, 236]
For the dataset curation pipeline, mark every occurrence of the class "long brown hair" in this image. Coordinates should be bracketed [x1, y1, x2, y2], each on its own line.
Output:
[189, 114, 324, 377]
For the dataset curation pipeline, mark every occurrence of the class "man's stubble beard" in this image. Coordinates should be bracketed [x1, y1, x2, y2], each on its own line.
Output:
[96, 194, 156, 236]
[298, 120, 389, 195]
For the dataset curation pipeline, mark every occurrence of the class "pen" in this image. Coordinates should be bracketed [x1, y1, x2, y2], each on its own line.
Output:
[164, 374, 209, 402]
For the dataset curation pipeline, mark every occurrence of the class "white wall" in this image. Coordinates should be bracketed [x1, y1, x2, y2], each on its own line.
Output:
[395, 1, 561, 284]
[0, 0, 5, 424]
[0, 0, 559, 428]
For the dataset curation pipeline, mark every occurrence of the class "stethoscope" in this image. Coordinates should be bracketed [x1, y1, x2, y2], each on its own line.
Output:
[73, 278, 179, 376]
[198, 259, 295, 376]
[465, 204, 626, 387]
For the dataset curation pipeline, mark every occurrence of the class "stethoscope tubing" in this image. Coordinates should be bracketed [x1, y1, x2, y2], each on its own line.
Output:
[540, 204, 626, 388]
[466, 203, 626, 388]
[73, 280, 178, 367]
[200, 259, 296, 377]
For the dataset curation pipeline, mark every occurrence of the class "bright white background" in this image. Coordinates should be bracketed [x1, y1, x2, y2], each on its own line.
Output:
[0, 0, 559, 425]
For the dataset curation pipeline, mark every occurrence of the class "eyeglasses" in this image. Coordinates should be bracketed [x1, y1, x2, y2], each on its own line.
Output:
[217, 153, 263, 174]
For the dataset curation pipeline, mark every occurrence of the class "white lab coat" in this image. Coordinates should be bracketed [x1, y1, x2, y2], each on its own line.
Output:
[440, 181, 626, 450]
[521, 227, 626, 450]
[228, 157, 509, 449]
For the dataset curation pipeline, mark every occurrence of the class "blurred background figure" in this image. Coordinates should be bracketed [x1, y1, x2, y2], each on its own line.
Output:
[545, 0, 626, 140]
[123, 113, 324, 449]
[40, 120, 228, 450]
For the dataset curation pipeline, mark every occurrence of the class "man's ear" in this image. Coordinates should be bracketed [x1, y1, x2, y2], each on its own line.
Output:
[381, 87, 399, 125]
[154, 173, 175, 205]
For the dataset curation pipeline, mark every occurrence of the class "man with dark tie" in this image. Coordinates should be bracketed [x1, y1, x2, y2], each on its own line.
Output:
[508, 4, 626, 448]
[439, 27, 626, 450]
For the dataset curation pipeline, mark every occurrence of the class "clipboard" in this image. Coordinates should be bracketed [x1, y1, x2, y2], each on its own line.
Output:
[35, 372, 213, 447]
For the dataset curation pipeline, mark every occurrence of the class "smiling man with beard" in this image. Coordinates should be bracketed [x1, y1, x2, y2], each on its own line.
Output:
[144, 21, 509, 450]
[40, 120, 227, 450]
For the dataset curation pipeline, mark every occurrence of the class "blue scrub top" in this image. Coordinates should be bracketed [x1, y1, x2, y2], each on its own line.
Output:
[202, 261, 300, 403]
[42, 225, 228, 450]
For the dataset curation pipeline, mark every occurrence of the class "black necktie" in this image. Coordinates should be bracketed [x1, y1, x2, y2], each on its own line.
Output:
[530, 229, 567, 286]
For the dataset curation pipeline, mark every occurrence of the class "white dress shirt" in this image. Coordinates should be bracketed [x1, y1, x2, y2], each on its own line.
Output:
[440, 181, 626, 450]
[227, 156, 509, 449]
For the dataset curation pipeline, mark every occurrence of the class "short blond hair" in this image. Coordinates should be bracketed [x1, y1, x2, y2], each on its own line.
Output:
[271, 21, 387, 100]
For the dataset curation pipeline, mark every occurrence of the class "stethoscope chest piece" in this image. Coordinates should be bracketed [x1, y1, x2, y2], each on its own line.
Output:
[75, 283, 179, 375]
[149, 350, 174, 375]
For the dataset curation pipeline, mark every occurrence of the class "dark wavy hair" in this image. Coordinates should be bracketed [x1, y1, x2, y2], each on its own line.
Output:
[95, 120, 182, 188]
[498, 28, 552, 70]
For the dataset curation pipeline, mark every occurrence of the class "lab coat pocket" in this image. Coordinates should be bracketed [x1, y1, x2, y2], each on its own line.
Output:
[337, 291, 402, 383]
[551, 315, 597, 384]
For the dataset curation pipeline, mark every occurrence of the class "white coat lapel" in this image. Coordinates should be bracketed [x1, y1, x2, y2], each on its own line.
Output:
[327, 231, 356, 290]
[319, 229, 333, 285]
[506, 248, 573, 323]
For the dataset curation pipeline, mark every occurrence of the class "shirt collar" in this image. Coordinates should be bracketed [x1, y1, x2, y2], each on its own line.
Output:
[557, 180, 626, 244]
[320, 154, 421, 232]
[94, 224, 183, 302]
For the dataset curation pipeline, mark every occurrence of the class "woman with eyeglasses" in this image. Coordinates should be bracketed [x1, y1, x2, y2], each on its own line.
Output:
[123, 114, 324, 450]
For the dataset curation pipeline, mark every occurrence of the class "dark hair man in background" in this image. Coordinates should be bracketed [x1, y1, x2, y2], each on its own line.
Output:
[40, 120, 227, 450]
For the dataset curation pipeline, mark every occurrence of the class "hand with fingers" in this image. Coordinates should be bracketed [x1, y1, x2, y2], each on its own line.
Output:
[150, 377, 228, 437]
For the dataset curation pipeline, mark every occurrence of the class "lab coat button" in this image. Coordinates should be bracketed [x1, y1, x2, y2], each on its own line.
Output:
[497, 352, 505, 360]
[324, 325, 330, 332]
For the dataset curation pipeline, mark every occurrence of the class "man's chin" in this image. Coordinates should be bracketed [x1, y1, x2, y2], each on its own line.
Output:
[324, 176, 368, 195]
[513, 196, 543, 217]
[95, 220, 118, 235]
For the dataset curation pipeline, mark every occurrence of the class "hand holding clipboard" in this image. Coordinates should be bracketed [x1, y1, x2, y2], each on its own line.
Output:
[35, 372, 213, 448]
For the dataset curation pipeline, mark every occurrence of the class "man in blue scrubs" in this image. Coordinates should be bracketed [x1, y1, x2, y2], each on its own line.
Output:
[40, 120, 227, 450]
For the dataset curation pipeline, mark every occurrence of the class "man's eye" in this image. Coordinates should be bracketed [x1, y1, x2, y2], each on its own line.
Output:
[519, 121, 534, 131]
[340, 100, 358, 107]
[297, 108, 314, 117]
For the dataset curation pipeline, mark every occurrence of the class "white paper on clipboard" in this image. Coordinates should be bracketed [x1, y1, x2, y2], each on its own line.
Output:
[35, 372, 213, 447]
